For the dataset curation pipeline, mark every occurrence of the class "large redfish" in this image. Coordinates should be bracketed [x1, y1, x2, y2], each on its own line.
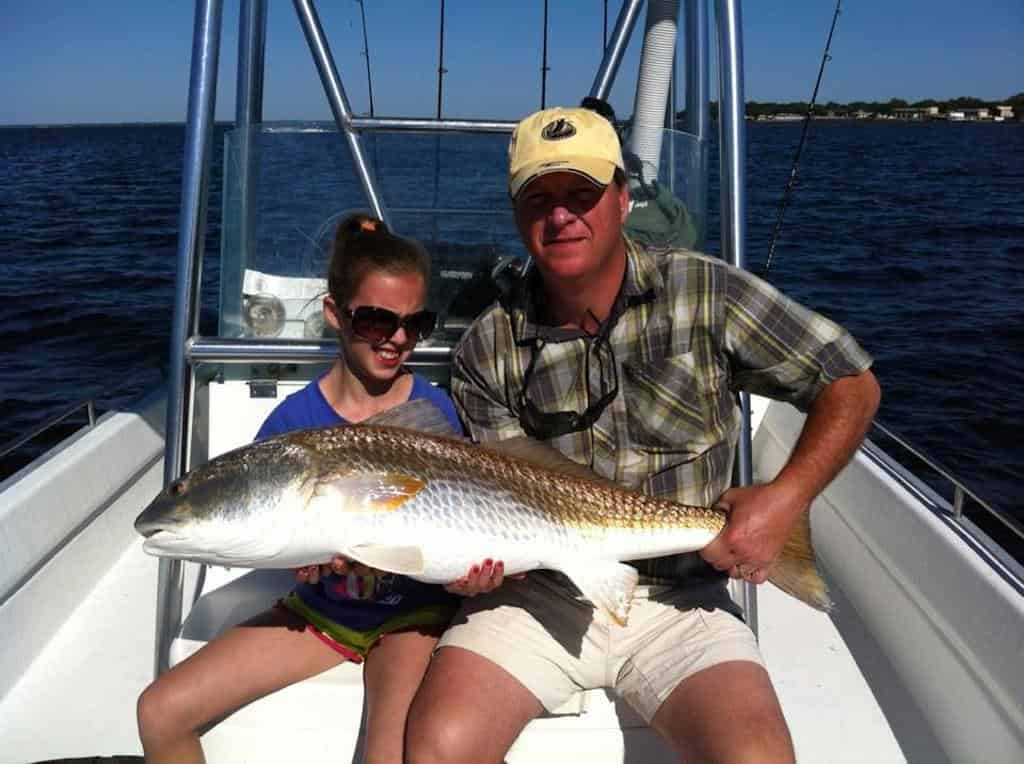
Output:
[136, 400, 828, 624]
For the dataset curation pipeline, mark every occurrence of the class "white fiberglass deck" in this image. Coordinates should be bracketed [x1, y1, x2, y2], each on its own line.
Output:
[0, 386, 911, 763]
[0, 534, 905, 763]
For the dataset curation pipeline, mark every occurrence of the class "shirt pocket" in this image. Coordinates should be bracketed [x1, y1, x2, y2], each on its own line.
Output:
[622, 351, 723, 453]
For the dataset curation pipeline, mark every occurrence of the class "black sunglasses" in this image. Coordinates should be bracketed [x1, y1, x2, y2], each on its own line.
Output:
[342, 305, 437, 344]
[517, 329, 619, 440]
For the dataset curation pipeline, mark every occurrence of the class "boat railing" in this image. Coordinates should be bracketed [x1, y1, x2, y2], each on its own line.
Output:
[870, 419, 1023, 545]
[0, 399, 97, 464]
[187, 337, 450, 368]
[349, 117, 516, 133]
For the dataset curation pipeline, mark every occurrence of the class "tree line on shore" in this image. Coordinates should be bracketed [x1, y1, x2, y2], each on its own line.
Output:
[690, 93, 1023, 121]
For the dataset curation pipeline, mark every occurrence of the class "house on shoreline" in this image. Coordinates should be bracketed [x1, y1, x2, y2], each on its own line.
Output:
[892, 106, 941, 120]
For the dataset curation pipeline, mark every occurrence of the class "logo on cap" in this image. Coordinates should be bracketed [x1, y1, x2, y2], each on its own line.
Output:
[541, 118, 576, 141]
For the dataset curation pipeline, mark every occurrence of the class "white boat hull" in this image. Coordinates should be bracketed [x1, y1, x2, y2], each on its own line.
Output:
[2, 386, 1021, 762]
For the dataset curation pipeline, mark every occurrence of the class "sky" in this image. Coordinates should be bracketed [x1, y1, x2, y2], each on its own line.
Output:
[0, 0, 1020, 126]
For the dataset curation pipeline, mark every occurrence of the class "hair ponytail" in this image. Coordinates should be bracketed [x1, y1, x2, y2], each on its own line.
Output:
[328, 213, 430, 307]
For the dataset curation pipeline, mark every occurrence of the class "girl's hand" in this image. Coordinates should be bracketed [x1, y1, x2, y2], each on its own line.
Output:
[445, 559, 525, 596]
[294, 555, 378, 584]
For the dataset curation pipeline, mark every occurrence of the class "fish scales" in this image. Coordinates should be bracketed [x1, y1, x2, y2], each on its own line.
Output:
[295, 424, 727, 535]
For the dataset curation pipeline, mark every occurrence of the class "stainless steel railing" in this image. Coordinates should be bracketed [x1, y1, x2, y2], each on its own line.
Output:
[0, 399, 97, 464]
[871, 419, 1023, 544]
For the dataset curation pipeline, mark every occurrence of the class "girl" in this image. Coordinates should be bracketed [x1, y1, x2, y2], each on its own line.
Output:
[137, 213, 462, 764]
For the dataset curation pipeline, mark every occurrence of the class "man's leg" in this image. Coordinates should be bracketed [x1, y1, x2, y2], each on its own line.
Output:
[651, 660, 794, 764]
[405, 575, 595, 764]
[612, 585, 793, 764]
[404, 646, 544, 764]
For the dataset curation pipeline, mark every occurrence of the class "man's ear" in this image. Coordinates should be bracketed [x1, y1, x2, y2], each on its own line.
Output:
[618, 181, 630, 224]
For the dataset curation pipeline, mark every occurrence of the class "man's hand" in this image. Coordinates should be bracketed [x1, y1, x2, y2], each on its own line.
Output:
[295, 555, 379, 584]
[700, 483, 807, 584]
[444, 558, 525, 596]
[703, 370, 880, 584]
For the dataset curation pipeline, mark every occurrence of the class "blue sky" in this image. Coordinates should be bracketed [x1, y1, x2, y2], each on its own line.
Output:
[0, 0, 1020, 125]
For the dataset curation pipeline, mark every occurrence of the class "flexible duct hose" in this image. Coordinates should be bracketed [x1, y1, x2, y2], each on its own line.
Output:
[628, 0, 679, 185]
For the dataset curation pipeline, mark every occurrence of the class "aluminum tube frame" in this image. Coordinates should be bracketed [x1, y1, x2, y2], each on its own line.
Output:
[589, 0, 645, 101]
[236, 0, 265, 135]
[187, 337, 453, 365]
[684, 0, 710, 141]
[715, 0, 757, 634]
[293, 0, 388, 224]
[350, 117, 517, 133]
[668, 49, 677, 193]
[156, 0, 222, 678]
[233, 0, 267, 304]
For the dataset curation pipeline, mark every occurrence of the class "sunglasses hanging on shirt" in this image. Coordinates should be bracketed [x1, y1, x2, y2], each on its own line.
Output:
[517, 318, 619, 440]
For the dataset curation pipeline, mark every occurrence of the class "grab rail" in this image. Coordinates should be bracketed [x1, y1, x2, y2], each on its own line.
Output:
[186, 337, 451, 365]
[871, 419, 1023, 544]
[0, 399, 97, 463]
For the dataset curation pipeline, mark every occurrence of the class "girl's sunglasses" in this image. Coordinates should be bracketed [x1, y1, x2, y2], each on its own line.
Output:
[342, 305, 437, 344]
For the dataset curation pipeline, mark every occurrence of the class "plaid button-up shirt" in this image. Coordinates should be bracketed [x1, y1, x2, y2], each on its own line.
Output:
[451, 237, 872, 581]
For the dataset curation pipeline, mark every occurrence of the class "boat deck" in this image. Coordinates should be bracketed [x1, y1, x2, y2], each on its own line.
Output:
[0, 532, 907, 763]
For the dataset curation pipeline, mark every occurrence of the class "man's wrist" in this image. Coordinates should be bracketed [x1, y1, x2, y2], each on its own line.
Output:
[764, 475, 814, 518]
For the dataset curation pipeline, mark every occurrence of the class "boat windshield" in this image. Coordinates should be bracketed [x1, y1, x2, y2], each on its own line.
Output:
[218, 123, 708, 347]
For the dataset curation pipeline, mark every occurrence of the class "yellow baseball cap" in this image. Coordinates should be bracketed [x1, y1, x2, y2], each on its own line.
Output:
[508, 107, 624, 198]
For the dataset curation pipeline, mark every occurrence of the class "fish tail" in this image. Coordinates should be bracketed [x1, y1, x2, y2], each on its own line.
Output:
[767, 511, 831, 611]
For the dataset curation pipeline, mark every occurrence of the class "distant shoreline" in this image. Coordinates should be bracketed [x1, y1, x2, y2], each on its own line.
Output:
[3, 118, 1021, 131]
[746, 116, 1022, 124]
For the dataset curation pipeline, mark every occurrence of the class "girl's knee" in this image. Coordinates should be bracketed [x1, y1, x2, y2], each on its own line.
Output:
[136, 677, 194, 744]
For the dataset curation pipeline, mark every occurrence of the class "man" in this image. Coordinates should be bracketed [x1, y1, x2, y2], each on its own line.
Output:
[404, 106, 881, 763]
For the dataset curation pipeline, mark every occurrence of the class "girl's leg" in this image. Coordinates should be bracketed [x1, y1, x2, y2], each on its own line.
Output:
[361, 627, 441, 764]
[137, 606, 346, 764]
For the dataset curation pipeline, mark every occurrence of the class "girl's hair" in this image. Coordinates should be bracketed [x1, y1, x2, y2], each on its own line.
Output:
[328, 213, 431, 306]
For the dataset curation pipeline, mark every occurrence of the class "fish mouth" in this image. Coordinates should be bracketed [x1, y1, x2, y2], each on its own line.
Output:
[141, 529, 189, 557]
[136, 524, 158, 538]
[135, 495, 187, 538]
[135, 516, 174, 538]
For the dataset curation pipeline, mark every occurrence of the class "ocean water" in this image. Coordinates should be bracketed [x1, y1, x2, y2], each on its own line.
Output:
[1, 121, 1022, 550]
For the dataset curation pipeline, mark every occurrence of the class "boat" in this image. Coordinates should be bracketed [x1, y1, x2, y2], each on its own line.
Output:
[2, 1, 1022, 762]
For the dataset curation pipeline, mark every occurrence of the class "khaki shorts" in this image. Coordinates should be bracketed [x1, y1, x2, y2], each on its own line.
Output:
[437, 572, 764, 723]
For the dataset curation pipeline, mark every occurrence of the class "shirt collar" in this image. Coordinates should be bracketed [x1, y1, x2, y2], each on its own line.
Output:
[508, 235, 662, 344]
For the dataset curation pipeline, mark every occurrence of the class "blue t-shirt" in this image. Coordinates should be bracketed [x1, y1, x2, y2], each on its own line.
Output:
[256, 371, 461, 440]
[257, 371, 461, 631]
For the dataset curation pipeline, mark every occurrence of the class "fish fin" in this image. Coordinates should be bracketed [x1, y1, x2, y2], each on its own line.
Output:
[767, 511, 832, 612]
[555, 559, 639, 626]
[316, 472, 425, 512]
[486, 438, 623, 489]
[348, 544, 425, 575]
[361, 398, 462, 437]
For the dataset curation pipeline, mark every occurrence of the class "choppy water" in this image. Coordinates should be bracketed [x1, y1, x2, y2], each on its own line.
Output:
[1, 121, 1021, 551]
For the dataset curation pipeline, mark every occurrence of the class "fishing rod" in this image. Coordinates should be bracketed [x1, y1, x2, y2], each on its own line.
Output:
[541, 0, 551, 108]
[436, 0, 447, 118]
[603, 0, 608, 50]
[354, 0, 375, 116]
[761, 0, 842, 276]
[433, 0, 448, 223]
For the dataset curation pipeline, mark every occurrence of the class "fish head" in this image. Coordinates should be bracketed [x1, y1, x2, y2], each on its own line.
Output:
[135, 439, 322, 567]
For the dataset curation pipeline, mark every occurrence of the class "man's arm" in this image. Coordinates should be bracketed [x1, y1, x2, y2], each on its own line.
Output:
[701, 369, 881, 583]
